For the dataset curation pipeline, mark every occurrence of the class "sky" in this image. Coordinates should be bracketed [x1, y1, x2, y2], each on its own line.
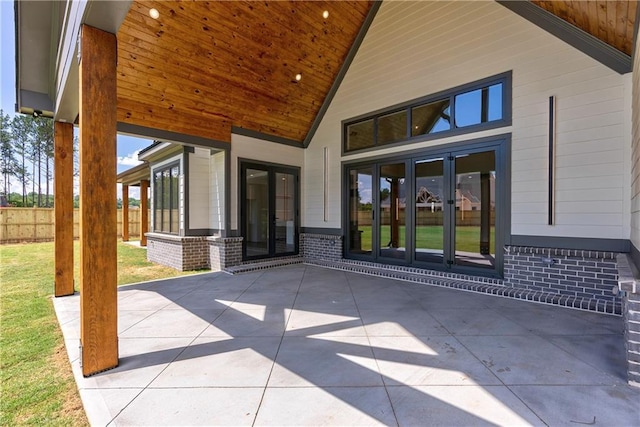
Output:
[0, 1, 148, 199]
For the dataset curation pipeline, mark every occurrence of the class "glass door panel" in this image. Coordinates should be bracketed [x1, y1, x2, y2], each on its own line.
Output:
[454, 151, 496, 269]
[245, 168, 269, 257]
[379, 163, 406, 260]
[348, 167, 373, 255]
[275, 172, 296, 255]
[414, 157, 445, 264]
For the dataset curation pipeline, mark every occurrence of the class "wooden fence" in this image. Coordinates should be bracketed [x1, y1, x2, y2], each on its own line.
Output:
[0, 208, 150, 244]
[356, 209, 495, 226]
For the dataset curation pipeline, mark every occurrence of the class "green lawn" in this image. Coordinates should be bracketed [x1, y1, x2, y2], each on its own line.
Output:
[357, 225, 495, 254]
[0, 241, 200, 425]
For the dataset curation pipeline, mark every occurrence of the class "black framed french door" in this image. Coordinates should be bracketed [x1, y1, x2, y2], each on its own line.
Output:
[240, 161, 299, 260]
[345, 137, 507, 276]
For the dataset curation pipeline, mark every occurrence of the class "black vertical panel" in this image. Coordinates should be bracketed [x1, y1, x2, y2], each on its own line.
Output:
[481, 87, 489, 123]
[548, 96, 555, 226]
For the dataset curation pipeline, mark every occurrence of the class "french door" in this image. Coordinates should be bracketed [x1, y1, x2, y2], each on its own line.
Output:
[241, 162, 299, 260]
[346, 140, 505, 276]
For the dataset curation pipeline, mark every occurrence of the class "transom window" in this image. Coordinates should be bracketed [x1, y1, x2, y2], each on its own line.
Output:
[153, 163, 180, 234]
[344, 72, 511, 153]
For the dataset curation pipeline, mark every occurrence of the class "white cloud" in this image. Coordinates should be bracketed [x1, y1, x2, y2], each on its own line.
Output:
[117, 150, 143, 167]
[117, 183, 141, 200]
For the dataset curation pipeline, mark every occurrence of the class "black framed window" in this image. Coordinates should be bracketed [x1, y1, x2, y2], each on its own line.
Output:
[343, 72, 511, 154]
[153, 163, 180, 234]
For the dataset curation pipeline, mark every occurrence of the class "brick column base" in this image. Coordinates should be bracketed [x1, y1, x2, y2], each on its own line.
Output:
[624, 292, 640, 386]
[617, 254, 640, 387]
[301, 233, 343, 261]
[208, 236, 243, 271]
[146, 233, 209, 271]
[504, 246, 620, 310]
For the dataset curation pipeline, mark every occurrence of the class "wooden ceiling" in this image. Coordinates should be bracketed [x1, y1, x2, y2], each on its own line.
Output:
[531, 1, 637, 56]
[115, 1, 636, 145]
[116, 0, 373, 144]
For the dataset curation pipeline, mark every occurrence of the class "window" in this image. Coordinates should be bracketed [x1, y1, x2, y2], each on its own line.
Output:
[378, 110, 407, 145]
[412, 99, 450, 136]
[153, 163, 180, 234]
[344, 72, 511, 153]
[454, 83, 503, 127]
[346, 119, 374, 152]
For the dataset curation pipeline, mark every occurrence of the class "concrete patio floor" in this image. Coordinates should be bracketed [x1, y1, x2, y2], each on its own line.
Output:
[53, 264, 640, 426]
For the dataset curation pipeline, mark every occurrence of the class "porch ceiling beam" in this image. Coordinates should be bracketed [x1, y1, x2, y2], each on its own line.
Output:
[118, 122, 230, 153]
[79, 24, 118, 376]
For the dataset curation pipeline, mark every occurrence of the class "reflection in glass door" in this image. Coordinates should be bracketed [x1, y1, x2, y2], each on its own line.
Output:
[345, 141, 503, 275]
[454, 151, 496, 269]
[242, 163, 299, 260]
[348, 167, 373, 255]
[245, 168, 269, 257]
[414, 157, 445, 264]
[379, 163, 406, 260]
[275, 172, 296, 255]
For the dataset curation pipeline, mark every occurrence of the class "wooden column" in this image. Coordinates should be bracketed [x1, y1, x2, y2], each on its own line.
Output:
[54, 121, 74, 297]
[79, 24, 118, 376]
[140, 179, 149, 246]
[122, 185, 129, 241]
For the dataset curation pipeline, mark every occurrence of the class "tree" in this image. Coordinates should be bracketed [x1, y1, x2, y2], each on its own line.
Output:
[11, 115, 34, 205]
[26, 120, 40, 205]
[0, 110, 17, 197]
[34, 118, 53, 207]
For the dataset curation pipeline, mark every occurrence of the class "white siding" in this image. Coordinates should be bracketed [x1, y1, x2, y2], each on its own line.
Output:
[304, 1, 630, 240]
[631, 28, 640, 250]
[188, 147, 211, 230]
[210, 150, 226, 232]
[230, 133, 304, 230]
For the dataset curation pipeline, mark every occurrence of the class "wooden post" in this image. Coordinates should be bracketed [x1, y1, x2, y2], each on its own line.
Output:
[54, 121, 74, 297]
[140, 179, 149, 246]
[122, 184, 129, 241]
[79, 24, 118, 376]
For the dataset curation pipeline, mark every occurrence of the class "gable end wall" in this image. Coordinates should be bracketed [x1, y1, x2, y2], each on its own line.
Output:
[305, 1, 630, 242]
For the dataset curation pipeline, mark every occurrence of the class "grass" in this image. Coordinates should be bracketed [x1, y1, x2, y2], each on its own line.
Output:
[0, 241, 201, 425]
[358, 225, 496, 254]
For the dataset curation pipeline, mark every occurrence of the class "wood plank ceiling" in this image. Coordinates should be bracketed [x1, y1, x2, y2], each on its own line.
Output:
[116, 0, 373, 144]
[531, 0, 638, 56]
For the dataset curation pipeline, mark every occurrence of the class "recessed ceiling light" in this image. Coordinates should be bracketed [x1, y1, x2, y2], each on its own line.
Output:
[322, 10, 329, 19]
[295, 73, 302, 81]
[149, 8, 160, 19]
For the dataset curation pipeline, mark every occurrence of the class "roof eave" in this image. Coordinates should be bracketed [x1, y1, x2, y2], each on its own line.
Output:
[14, 0, 131, 122]
[117, 162, 150, 185]
[497, 0, 632, 74]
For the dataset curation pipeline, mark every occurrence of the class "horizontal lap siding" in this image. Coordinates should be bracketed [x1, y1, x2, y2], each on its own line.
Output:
[304, 1, 629, 241]
[631, 29, 640, 250]
[189, 148, 211, 230]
